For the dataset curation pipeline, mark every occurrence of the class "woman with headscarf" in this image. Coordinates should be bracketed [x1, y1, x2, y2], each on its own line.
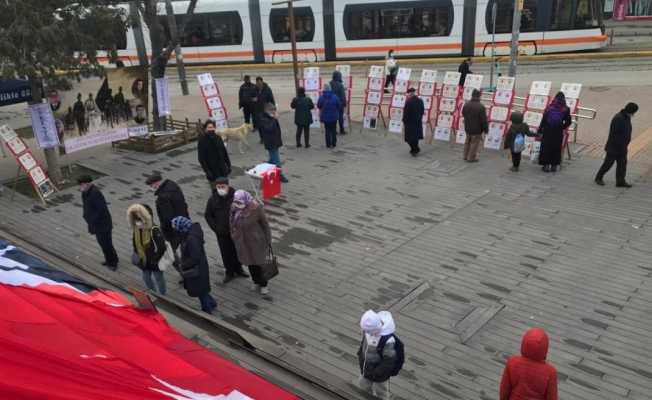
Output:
[172, 216, 217, 313]
[538, 92, 572, 172]
[229, 190, 273, 295]
[128, 204, 167, 295]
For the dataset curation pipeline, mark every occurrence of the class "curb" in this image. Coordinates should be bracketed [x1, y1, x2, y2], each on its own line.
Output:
[179, 51, 652, 72]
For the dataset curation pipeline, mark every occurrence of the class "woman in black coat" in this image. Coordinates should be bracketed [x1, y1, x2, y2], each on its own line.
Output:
[197, 120, 231, 182]
[290, 87, 314, 147]
[402, 88, 425, 156]
[172, 216, 217, 314]
[538, 92, 572, 172]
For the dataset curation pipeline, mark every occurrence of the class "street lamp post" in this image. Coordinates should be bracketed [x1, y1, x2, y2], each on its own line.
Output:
[273, 0, 302, 94]
[508, 0, 522, 77]
[489, 2, 497, 90]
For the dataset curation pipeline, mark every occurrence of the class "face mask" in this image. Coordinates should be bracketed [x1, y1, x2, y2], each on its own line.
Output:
[216, 188, 228, 196]
[135, 221, 144, 228]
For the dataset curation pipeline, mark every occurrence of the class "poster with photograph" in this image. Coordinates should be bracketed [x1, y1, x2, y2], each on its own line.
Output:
[211, 108, 226, 121]
[441, 85, 459, 99]
[5, 136, 27, 155]
[366, 91, 382, 105]
[363, 116, 378, 130]
[397, 68, 412, 82]
[530, 141, 541, 161]
[369, 65, 384, 78]
[420, 69, 437, 83]
[443, 71, 461, 86]
[566, 97, 579, 111]
[484, 121, 506, 150]
[304, 78, 320, 91]
[462, 86, 479, 101]
[527, 95, 549, 110]
[391, 94, 406, 108]
[455, 129, 467, 144]
[365, 104, 380, 118]
[394, 80, 409, 94]
[523, 110, 544, 127]
[368, 77, 384, 91]
[496, 76, 516, 91]
[490, 106, 510, 122]
[0, 125, 16, 142]
[28, 165, 47, 185]
[494, 89, 514, 106]
[388, 119, 403, 133]
[464, 74, 484, 89]
[434, 126, 451, 142]
[420, 96, 433, 110]
[18, 152, 37, 171]
[437, 113, 454, 128]
[522, 136, 536, 157]
[200, 83, 219, 98]
[214, 119, 229, 130]
[419, 82, 435, 96]
[197, 73, 214, 86]
[439, 98, 456, 113]
[560, 83, 582, 99]
[206, 96, 223, 110]
[303, 67, 320, 79]
[389, 107, 404, 121]
[530, 81, 552, 96]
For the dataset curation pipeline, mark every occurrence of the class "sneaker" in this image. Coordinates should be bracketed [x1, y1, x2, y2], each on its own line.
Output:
[260, 286, 269, 295]
[616, 182, 633, 188]
[595, 178, 605, 186]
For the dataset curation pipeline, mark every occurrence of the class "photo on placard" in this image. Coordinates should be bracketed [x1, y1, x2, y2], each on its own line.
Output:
[394, 80, 409, 93]
[211, 108, 226, 121]
[496, 76, 515, 91]
[197, 73, 214, 86]
[464, 74, 483, 89]
[529, 81, 552, 96]
[560, 83, 582, 99]
[29, 166, 47, 185]
[437, 113, 454, 128]
[523, 111, 544, 128]
[494, 89, 514, 106]
[368, 77, 384, 91]
[419, 82, 435, 96]
[366, 91, 382, 105]
[485, 121, 506, 150]
[369, 66, 384, 78]
[490, 106, 510, 122]
[522, 136, 536, 157]
[439, 97, 456, 113]
[433, 126, 450, 142]
[303, 67, 320, 79]
[420, 95, 433, 110]
[363, 116, 378, 130]
[388, 119, 403, 133]
[6, 136, 27, 155]
[526, 95, 549, 110]
[365, 104, 380, 118]
[389, 107, 404, 121]
[391, 94, 406, 108]
[420, 69, 437, 83]
[18, 152, 37, 171]
[455, 129, 467, 144]
[206, 96, 222, 110]
[201, 83, 219, 98]
[37, 179, 55, 198]
[214, 118, 229, 130]
[443, 71, 461, 86]
[304, 78, 320, 91]
[441, 85, 459, 99]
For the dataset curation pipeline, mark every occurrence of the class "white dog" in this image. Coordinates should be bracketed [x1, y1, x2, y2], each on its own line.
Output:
[217, 123, 254, 154]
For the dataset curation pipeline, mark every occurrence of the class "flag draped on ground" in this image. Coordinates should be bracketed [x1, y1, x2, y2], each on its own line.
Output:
[0, 240, 299, 400]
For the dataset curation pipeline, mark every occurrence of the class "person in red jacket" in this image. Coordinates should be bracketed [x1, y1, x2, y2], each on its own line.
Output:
[500, 328, 558, 400]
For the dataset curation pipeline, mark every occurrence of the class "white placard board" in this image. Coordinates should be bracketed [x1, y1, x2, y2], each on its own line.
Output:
[369, 66, 384, 78]
[388, 119, 403, 133]
[455, 129, 467, 144]
[437, 113, 454, 129]
[389, 107, 404, 120]
[439, 98, 456, 113]
[155, 77, 171, 116]
[420, 69, 437, 83]
[434, 126, 451, 142]
[391, 94, 406, 108]
[462, 86, 479, 101]
[303, 67, 320, 79]
[394, 79, 409, 94]
[368, 77, 383, 91]
[5, 136, 27, 155]
[442, 85, 459, 99]
[18, 152, 37, 171]
[523, 111, 544, 127]
[214, 119, 228, 130]
[363, 116, 378, 130]
[490, 106, 510, 121]
[494, 89, 514, 106]
[366, 91, 382, 105]
[496, 76, 516, 91]
[530, 141, 541, 161]
[530, 81, 552, 96]
[522, 136, 535, 157]
[206, 96, 223, 110]
[310, 110, 320, 128]
[484, 121, 506, 150]
[64, 128, 128, 153]
[419, 82, 436, 96]
[128, 125, 149, 137]
[365, 104, 380, 118]
[307, 91, 320, 105]
[201, 83, 219, 98]
[420, 96, 433, 110]
[0, 125, 17, 142]
[566, 97, 579, 111]
[211, 108, 227, 121]
[29, 103, 59, 149]
[29, 165, 47, 185]
[444, 71, 461, 86]
[197, 73, 214, 86]
[396, 68, 412, 82]
[304, 78, 320, 91]
[527, 95, 549, 110]
[464, 74, 484, 89]
[560, 83, 582, 99]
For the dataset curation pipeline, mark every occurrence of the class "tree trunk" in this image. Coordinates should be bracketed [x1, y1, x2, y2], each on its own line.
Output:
[29, 78, 62, 185]
[144, 0, 165, 131]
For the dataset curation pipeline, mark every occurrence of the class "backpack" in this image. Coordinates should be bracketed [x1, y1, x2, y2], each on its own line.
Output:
[513, 133, 525, 153]
[378, 334, 405, 376]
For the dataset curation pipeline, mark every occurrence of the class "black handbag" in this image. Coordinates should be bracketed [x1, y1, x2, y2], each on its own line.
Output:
[261, 246, 279, 281]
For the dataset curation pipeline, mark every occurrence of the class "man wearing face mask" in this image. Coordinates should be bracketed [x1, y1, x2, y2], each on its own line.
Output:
[78, 175, 118, 270]
[204, 177, 249, 283]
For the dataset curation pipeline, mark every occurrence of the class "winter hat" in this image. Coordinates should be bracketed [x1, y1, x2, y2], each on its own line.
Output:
[472, 89, 481, 100]
[360, 310, 382, 333]
[171, 216, 193, 233]
[407, 87, 416, 93]
[624, 102, 639, 114]
[145, 173, 163, 185]
[214, 176, 229, 185]
[77, 175, 93, 184]
[510, 111, 524, 124]
[323, 83, 331, 91]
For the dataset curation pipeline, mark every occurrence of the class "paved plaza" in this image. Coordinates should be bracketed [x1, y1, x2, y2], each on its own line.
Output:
[2, 105, 652, 399]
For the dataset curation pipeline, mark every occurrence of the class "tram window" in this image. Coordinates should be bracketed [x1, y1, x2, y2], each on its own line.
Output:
[160, 12, 243, 46]
[549, 0, 573, 30]
[486, 0, 537, 34]
[343, 1, 453, 40]
[269, 7, 315, 43]
[575, 0, 601, 28]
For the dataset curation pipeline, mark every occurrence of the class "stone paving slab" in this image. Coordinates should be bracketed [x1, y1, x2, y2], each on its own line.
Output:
[2, 112, 652, 400]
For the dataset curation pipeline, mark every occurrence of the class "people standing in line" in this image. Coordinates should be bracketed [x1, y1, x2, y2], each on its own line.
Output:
[255, 76, 276, 142]
[229, 190, 273, 295]
[458, 58, 473, 87]
[78, 175, 118, 270]
[205, 177, 250, 284]
[500, 328, 558, 400]
[172, 216, 217, 314]
[127, 203, 167, 295]
[461, 89, 488, 163]
[330, 70, 348, 135]
[317, 83, 341, 149]
[503, 111, 534, 172]
[538, 92, 572, 173]
[73, 93, 86, 135]
[258, 103, 289, 183]
[402, 87, 425, 156]
[146, 173, 189, 282]
[384, 50, 398, 93]
[239, 75, 258, 126]
[198, 120, 232, 183]
[290, 87, 314, 148]
[595, 102, 639, 188]
[357, 310, 405, 400]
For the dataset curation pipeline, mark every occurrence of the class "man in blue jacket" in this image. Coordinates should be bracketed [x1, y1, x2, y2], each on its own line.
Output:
[79, 175, 118, 270]
[318, 83, 341, 149]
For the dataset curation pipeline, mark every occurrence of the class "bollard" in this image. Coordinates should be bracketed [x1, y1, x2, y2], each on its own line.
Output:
[610, 29, 615, 46]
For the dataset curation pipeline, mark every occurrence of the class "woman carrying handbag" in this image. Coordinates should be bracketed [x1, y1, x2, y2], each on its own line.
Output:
[229, 190, 277, 295]
[128, 204, 168, 295]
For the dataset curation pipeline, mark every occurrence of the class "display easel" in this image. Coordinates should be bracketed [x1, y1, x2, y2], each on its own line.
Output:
[360, 66, 386, 133]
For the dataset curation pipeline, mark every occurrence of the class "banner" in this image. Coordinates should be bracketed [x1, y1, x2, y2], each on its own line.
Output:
[29, 103, 59, 149]
[64, 128, 129, 153]
[155, 77, 171, 116]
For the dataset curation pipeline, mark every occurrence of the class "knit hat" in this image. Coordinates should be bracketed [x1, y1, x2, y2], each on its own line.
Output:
[171, 216, 193, 233]
[145, 173, 163, 185]
[360, 310, 382, 333]
[624, 102, 639, 114]
[407, 87, 416, 93]
[214, 176, 229, 185]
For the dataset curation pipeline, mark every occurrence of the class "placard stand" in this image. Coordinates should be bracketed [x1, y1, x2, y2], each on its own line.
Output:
[522, 81, 552, 162]
[435, 71, 462, 145]
[197, 73, 229, 130]
[417, 69, 437, 143]
[560, 82, 582, 160]
[302, 67, 322, 130]
[361, 66, 386, 133]
[336, 65, 353, 131]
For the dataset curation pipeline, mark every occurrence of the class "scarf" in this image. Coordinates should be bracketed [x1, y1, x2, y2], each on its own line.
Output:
[133, 228, 151, 262]
[230, 190, 256, 235]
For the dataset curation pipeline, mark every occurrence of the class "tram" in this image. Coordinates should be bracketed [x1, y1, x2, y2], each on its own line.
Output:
[107, 0, 607, 65]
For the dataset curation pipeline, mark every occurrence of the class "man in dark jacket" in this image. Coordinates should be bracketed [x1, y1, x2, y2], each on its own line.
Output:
[73, 93, 86, 135]
[259, 103, 289, 183]
[255, 76, 276, 142]
[205, 177, 249, 283]
[595, 102, 639, 188]
[79, 175, 118, 270]
[198, 120, 231, 182]
[290, 87, 314, 148]
[146, 173, 189, 248]
[458, 58, 473, 87]
[238, 75, 257, 126]
[461, 89, 488, 162]
[330, 70, 347, 135]
[402, 88, 425, 156]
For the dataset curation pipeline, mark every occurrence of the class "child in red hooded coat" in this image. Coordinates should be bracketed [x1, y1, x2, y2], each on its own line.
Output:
[500, 328, 558, 400]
